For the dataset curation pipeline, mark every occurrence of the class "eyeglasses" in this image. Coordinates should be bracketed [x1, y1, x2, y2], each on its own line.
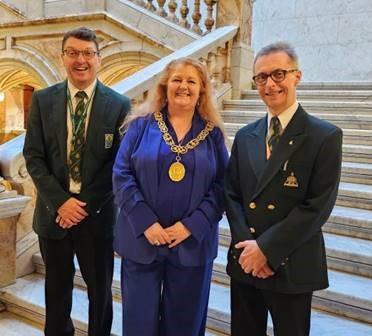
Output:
[62, 48, 99, 60]
[252, 69, 298, 86]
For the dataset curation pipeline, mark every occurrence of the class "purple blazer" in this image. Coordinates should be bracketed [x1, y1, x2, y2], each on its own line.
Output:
[113, 112, 229, 266]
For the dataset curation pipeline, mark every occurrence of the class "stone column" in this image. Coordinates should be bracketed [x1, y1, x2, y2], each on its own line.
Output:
[216, 0, 254, 99]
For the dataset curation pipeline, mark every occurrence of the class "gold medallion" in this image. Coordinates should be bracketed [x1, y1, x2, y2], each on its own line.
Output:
[169, 161, 186, 182]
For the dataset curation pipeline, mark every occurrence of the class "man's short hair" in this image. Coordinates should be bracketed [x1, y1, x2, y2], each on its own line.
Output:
[254, 41, 298, 67]
[62, 27, 99, 52]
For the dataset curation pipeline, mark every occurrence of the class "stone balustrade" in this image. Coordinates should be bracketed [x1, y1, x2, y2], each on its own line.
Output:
[129, 0, 217, 35]
[112, 25, 238, 105]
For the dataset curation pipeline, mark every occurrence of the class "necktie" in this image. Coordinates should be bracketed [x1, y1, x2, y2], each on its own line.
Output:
[69, 91, 88, 183]
[268, 116, 282, 155]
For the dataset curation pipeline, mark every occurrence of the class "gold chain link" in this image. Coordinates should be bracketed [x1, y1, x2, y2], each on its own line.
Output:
[154, 111, 214, 155]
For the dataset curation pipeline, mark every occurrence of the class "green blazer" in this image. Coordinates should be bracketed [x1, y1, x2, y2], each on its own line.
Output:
[23, 80, 130, 239]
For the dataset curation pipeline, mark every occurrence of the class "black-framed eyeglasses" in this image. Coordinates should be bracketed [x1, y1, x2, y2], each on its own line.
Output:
[252, 69, 298, 86]
[62, 48, 99, 60]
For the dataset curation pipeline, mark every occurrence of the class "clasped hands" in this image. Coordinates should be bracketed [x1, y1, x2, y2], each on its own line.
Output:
[144, 221, 191, 248]
[235, 240, 274, 279]
[56, 197, 88, 229]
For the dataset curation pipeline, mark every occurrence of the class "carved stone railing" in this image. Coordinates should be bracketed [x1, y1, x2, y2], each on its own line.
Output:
[112, 25, 238, 105]
[129, 0, 217, 35]
[124, 0, 254, 98]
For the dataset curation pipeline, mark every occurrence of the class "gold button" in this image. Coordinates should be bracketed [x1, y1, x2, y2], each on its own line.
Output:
[249, 227, 256, 234]
[267, 204, 275, 210]
[249, 202, 256, 209]
[289, 140, 294, 145]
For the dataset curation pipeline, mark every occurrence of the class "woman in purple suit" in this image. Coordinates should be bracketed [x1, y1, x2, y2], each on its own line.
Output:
[113, 58, 229, 336]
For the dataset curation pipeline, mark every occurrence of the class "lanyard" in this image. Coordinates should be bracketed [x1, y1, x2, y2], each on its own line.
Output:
[67, 87, 96, 136]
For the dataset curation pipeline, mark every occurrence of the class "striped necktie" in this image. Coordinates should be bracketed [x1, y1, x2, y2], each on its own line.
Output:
[268, 116, 282, 155]
[69, 90, 88, 183]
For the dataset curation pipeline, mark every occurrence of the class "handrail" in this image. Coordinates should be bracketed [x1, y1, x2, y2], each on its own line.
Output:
[112, 25, 237, 98]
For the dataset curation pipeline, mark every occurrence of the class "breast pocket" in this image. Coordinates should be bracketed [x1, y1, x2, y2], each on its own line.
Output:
[280, 160, 313, 199]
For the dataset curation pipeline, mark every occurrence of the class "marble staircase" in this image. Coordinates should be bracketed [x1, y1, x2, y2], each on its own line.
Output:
[1, 83, 372, 335]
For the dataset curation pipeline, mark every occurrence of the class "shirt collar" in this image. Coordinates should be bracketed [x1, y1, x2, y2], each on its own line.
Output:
[67, 79, 97, 99]
[267, 100, 299, 132]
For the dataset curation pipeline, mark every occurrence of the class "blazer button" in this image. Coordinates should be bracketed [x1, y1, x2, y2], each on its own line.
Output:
[249, 202, 256, 209]
[96, 209, 101, 214]
[249, 227, 256, 234]
[267, 204, 275, 210]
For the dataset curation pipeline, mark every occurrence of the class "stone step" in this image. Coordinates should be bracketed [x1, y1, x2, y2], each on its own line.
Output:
[223, 100, 372, 115]
[208, 281, 372, 336]
[337, 182, 372, 210]
[221, 110, 372, 130]
[297, 82, 372, 91]
[325, 205, 372, 240]
[341, 162, 372, 185]
[226, 135, 372, 164]
[32, 250, 372, 334]
[213, 246, 372, 324]
[342, 144, 372, 164]
[241, 89, 372, 102]
[0, 274, 122, 336]
[0, 311, 43, 336]
[224, 123, 372, 146]
[218, 218, 372, 278]
[32, 255, 227, 335]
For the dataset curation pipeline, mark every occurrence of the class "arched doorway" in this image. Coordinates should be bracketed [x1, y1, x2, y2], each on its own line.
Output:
[0, 62, 45, 144]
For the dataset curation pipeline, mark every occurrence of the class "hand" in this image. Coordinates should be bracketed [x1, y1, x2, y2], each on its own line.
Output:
[164, 221, 191, 248]
[56, 197, 88, 229]
[144, 222, 172, 246]
[255, 263, 274, 279]
[235, 240, 268, 276]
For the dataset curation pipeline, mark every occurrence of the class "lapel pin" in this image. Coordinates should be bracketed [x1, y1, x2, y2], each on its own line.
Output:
[283, 160, 289, 172]
[284, 172, 299, 188]
[289, 140, 294, 145]
[105, 133, 114, 149]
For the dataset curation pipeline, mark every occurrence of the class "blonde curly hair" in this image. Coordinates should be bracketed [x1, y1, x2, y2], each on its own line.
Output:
[122, 57, 225, 135]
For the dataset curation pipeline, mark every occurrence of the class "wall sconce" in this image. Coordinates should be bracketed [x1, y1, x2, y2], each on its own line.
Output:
[0, 91, 4, 102]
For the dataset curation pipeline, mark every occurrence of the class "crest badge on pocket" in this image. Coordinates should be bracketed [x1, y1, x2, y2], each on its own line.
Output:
[104, 134, 114, 149]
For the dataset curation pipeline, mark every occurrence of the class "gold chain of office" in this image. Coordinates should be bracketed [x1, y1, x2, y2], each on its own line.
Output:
[154, 111, 214, 182]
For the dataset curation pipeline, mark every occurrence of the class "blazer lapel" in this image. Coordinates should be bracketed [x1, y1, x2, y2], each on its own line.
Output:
[189, 116, 207, 210]
[246, 117, 267, 180]
[252, 106, 308, 200]
[85, 81, 107, 148]
[143, 117, 161, 207]
[53, 81, 68, 165]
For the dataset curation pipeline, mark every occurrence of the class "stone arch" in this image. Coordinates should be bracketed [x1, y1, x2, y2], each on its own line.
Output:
[0, 46, 62, 89]
[98, 41, 167, 86]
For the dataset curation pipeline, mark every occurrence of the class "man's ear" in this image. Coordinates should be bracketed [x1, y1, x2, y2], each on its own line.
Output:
[294, 70, 302, 86]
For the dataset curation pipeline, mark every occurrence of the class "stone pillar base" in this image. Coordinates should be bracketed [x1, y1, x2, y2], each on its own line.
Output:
[0, 217, 16, 288]
[231, 42, 255, 99]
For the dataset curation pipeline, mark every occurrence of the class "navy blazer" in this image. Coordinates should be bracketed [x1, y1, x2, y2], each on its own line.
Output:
[23, 80, 130, 239]
[225, 105, 343, 294]
[113, 113, 229, 266]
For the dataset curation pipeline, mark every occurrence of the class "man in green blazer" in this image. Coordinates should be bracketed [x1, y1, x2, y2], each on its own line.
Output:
[225, 42, 342, 336]
[23, 27, 130, 335]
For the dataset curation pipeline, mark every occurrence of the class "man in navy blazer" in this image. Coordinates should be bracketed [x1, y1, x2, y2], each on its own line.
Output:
[225, 42, 342, 336]
[23, 27, 130, 335]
